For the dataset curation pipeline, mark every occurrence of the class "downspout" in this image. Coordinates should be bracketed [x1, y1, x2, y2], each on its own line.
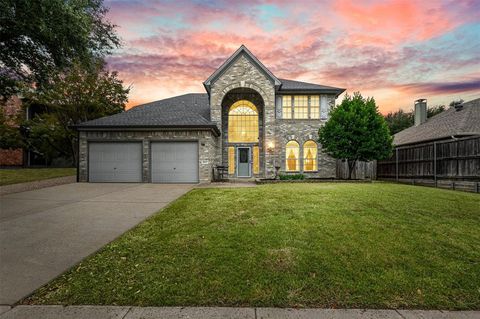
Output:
[433, 141, 437, 187]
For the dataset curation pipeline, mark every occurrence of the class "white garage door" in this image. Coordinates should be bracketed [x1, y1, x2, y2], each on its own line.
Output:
[151, 142, 198, 183]
[89, 142, 142, 182]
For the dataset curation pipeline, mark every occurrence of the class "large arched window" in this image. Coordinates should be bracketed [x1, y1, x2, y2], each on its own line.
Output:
[303, 140, 318, 171]
[286, 140, 300, 172]
[228, 100, 259, 143]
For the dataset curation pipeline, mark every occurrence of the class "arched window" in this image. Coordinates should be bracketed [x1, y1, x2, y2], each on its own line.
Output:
[286, 140, 299, 172]
[228, 100, 259, 143]
[303, 140, 318, 171]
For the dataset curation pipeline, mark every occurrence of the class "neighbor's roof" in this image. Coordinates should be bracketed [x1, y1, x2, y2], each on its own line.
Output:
[278, 79, 345, 96]
[75, 93, 219, 134]
[394, 98, 480, 146]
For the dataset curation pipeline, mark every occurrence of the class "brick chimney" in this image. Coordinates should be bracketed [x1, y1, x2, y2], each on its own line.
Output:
[414, 99, 427, 126]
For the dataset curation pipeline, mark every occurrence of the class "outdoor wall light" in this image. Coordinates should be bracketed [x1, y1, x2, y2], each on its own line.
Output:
[267, 141, 275, 153]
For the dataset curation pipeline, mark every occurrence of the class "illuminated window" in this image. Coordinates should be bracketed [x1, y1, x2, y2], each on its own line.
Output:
[303, 141, 318, 171]
[253, 146, 259, 174]
[294, 96, 308, 119]
[228, 100, 259, 143]
[282, 96, 292, 119]
[228, 146, 235, 174]
[310, 96, 320, 119]
[286, 140, 299, 172]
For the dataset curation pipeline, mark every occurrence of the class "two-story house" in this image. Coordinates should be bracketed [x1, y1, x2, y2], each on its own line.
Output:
[76, 45, 345, 183]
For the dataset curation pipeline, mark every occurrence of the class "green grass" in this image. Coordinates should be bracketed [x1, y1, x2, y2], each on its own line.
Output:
[24, 183, 480, 309]
[0, 168, 76, 186]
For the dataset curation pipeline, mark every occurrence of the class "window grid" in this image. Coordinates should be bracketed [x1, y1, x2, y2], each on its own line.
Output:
[303, 140, 318, 171]
[282, 95, 292, 119]
[228, 100, 259, 143]
[286, 140, 300, 172]
[310, 96, 320, 119]
[294, 95, 309, 119]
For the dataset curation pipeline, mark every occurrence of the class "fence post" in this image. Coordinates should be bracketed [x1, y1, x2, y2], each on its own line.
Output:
[395, 148, 399, 182]
[433, 141, 437, 187]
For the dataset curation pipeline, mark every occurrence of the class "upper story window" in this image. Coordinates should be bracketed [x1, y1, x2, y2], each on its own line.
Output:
[310, 96, 320, 119]
[228, 100, 259, 143]
[282, 96, 292, 119]
[294, 96, 308, 119]
[280, 95, 327, 120]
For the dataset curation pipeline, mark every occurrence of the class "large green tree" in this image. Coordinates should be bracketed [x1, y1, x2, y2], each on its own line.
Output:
[319, 92, 393, 179]
[23, 60, 129, 165]
[0, 0, 119, 99]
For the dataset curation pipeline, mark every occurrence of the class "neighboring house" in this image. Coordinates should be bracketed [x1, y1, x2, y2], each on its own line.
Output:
[377, 98, 480, 185]
[76, 45, 345, 183]
[0, 96, 23, 166]
[394, 98, 480, 146]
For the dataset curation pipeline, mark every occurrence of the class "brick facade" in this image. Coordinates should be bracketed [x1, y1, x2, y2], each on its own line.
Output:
[78, 130, 218, 183]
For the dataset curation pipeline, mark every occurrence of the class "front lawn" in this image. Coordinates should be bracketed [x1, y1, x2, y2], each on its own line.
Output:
[24, 183, 480, 309]
[0, 168, 76, 186]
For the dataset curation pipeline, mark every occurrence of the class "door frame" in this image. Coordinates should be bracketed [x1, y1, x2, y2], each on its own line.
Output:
[236, 146, 251, 178]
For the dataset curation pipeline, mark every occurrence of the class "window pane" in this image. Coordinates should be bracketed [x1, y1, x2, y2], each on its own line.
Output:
[253, 146, 259, 174]
[286, 140, 299, 171]
[282, 96, 292, 119]
[310, 96, 320, 119]
[303, 140, 317, 171]
[228, 146, 235, 174]
[294, 95, 308, 119]
[228, 100, 259, 142]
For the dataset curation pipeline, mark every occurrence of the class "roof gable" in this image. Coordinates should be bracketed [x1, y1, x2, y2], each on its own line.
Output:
[203, 45, 281, 92]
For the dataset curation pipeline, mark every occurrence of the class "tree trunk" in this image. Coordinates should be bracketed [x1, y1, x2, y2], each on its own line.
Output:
[348, 159, 357, 180]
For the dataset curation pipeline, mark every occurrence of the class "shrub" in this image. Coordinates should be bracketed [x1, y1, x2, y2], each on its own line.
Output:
[279, 174, 305, 180]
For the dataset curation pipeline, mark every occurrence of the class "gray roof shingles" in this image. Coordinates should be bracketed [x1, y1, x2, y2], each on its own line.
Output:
[279, 79, 345, 93]
[394, 98, 480, 146]
[76, 93, 213, 129]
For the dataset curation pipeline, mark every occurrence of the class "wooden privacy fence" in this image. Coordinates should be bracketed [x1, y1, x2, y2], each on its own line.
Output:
[336, 160, 376, 180]
[377, 135, 480, 192]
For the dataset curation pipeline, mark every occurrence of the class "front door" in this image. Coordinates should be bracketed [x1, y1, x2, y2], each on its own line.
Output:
[237, 147, 251, 177]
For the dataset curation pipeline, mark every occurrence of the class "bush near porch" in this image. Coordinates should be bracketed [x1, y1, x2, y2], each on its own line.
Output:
[24, 182, 480, 309]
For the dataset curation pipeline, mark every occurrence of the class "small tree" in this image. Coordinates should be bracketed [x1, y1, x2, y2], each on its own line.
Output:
[319, 92, 393, 179]
[23, 60, 129, 165]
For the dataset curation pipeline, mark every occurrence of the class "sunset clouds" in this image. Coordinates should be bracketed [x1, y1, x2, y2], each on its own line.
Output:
[104, 0, 480, 113]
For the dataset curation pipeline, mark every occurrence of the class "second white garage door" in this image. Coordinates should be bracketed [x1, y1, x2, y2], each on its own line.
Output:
[151, 142, 199, 183]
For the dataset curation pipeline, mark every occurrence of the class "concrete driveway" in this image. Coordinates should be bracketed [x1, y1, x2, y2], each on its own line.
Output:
[0, 183, 192, 305]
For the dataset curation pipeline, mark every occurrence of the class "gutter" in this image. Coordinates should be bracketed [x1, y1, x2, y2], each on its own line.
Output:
[73, 124, 221, 137]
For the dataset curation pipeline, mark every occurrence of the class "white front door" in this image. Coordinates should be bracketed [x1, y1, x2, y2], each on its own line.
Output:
[237, 147, 251, 177]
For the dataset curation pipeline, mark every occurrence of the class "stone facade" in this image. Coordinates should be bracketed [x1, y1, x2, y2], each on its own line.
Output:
[78, 129, 218, 183]
[208, 52, 337, 179]
[209, 53, 277, 177]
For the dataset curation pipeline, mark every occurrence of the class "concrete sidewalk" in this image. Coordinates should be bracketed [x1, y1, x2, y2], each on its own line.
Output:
[0, 306, 479, 319]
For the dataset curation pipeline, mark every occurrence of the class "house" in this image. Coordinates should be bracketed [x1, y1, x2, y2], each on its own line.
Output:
[394, 98, 480, 147]
[75, 45, 345, 183]
[377, 98, 480, 186]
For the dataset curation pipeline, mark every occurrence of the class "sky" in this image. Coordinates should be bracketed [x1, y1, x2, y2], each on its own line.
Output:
[104, 0, 480, 113]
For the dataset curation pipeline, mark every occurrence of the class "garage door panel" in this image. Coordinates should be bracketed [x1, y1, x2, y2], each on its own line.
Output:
[89, 143, 142, 182]
[151, 142, 198, 183]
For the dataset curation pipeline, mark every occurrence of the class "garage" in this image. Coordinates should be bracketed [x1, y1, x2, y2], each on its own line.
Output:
[151, 142, 199, 183]
[88, 142, 142, 182]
